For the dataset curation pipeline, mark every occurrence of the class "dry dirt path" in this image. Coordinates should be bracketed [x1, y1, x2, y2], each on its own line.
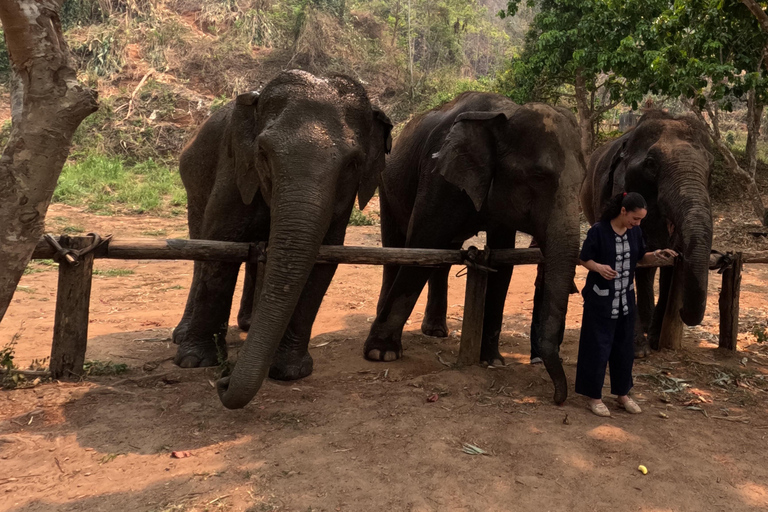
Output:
[2, 204, 768, 511]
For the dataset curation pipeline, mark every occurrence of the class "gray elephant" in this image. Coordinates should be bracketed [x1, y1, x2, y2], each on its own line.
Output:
[366, 92, 585, 405]
[581, 110, 713, 356]
[173, 70, 392, 409]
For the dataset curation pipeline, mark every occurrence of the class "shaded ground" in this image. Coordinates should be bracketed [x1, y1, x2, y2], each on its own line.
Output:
[2, 204, 768, 511]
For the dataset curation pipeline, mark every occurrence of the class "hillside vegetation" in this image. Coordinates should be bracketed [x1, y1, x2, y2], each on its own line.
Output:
[0, 0, 533, 215]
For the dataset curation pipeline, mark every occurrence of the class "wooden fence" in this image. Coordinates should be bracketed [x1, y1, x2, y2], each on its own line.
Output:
[23, 234, 768, 379]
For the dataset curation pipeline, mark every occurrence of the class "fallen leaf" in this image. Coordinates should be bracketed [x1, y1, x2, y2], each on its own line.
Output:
[462, 443, 488, 455]
[562, 414, 570, 425]
[427, 394, 439, 403]
[171, 451, 193, 459]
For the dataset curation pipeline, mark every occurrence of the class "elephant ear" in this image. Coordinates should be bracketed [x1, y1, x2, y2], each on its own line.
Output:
[230, 91, 260, 205]
[359, 107, 393, 210]
[436, 111, 507, 211]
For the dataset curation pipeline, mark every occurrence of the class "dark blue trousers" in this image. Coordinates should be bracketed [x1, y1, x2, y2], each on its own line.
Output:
[575, 307, 635, 399]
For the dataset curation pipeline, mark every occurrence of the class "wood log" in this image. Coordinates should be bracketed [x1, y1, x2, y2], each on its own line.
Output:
[457, 249, 489, 366]
[719, 252, 743, 351]
[30, 236, 768, 268]
[658, 259, 685, 350]
[49, 236, 95, 380]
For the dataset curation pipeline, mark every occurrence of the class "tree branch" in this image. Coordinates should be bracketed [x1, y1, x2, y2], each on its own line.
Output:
[741, 0, 768, 34]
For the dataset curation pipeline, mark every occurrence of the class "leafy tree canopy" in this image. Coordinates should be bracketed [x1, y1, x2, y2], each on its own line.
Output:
[499, 0, 768, 110]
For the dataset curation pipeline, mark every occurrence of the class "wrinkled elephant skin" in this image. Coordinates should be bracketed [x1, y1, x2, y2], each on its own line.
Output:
[581, 110, 713, 357]
[173, 70, 392, 409]
[368, 92, 585, 405]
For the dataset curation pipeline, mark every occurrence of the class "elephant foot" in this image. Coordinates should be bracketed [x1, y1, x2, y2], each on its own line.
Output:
[173, 340, 227, 368]
[172, 320, 189, 345]
[421, 317, 448, 338]
[269, 351, 313, 381]
[648, 333, 660, 351]
[634, 336, 651, 358]
[174, 331, 228, 368]
[480, 347, 505, 367]
[363, 334, 402, 362]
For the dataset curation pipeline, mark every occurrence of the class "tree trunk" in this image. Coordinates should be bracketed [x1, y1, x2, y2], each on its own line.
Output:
[688, 102, 767, 226]
[574, 68, 594, 157]
[746, 89, 764, 180]
[0, 0, 99, 323]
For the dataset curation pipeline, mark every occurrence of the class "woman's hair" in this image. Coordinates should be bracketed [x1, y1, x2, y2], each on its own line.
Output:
[600, 192, 647, 223]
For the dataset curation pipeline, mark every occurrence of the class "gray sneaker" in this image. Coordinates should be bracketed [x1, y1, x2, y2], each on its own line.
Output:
[530, 357, 543, 364]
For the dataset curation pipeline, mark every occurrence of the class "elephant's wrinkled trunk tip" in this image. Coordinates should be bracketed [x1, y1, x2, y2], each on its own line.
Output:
[216, 376, 246, 410]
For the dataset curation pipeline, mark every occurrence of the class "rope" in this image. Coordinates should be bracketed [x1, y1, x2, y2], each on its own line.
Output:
[43, 233, 113, 266]
[455, 246, 496, 278]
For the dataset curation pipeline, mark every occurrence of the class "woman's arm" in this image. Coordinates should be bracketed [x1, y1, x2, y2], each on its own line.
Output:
[579, 259, 618, 280]
[638, 248, 678, 266]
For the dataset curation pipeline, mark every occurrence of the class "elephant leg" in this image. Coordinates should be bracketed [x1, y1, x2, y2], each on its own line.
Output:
[633, 267, 656, 358]
[173, 185, 207, 345]
[237, 263, 257, 331]
[422, 266, 451, 337]
[479, 230, 516, 366]
[377, 191, 405, 316]
[365, 199, 469, 362]
[174, 180, 266, 368]
[268, 219, 348, 380]
[648, 266, 673, 351]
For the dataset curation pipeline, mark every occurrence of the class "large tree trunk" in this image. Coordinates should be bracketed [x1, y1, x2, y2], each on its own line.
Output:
[574, 68, 594, 157]
[0, 0, 99, 323]
[688, 102, 767, 226]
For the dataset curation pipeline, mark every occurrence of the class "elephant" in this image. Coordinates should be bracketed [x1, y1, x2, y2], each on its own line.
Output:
[365, 92, 585, 405]
[581, 110, 713, 357]
[173, 70, 392, 409]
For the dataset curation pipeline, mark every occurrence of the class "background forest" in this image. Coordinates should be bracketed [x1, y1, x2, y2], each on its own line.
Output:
[0, 0, 766, 219]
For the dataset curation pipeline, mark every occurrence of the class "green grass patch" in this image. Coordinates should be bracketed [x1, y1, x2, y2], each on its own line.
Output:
[82, 360, 129, 376]
[24, 259, 58, 275]
[54, 154, 187, 215]
[15, 286, 35, 294]
[93, 268, 135, 277]
[62, 225, 85, 234]
[348, 206, 376, 226]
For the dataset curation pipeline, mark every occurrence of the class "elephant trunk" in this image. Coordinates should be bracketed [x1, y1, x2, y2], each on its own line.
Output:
[662, 167, 712, 326]
[217, 188, 332, 409]
[678, 204, 712, 326]
[538, 183, 581, 405]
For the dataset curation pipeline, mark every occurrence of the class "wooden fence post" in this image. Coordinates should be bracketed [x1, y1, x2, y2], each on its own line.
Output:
[50, 236, 95, 379]
[457, 248, 489, 366]
[719, 252, 743, 351]
[659, 258, 685, 350]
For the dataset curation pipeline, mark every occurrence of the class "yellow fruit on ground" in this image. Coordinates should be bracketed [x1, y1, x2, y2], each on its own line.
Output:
[638, 465, 648, 475]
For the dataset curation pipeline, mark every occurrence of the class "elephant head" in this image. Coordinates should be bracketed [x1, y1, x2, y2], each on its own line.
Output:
[217, 70, 392, 409]
[435, 103, 584, 404]
[604, 111, 713, 326]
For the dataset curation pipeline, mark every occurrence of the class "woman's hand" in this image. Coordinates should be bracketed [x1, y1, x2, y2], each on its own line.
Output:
[595, 264, 618, 280]
[654, 248, 678, 260]
[580, 259, 618, 280]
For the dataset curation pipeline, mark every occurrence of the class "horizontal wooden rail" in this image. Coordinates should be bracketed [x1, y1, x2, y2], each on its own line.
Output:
[26, 235, 768, 379]
[30, 236, 768, 267]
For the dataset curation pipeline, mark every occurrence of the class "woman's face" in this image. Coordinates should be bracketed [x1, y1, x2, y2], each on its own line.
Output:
[619, 207, 647, 229]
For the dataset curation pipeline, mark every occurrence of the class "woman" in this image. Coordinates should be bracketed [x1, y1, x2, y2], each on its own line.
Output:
[576, 192, 677, 417]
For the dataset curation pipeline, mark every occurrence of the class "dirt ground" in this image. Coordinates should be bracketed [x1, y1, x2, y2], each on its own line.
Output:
[2, 203, 768, 512]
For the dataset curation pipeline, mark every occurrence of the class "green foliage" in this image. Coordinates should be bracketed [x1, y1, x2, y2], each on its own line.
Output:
[754, 324, 768, 343]
[0, 340, 15, 372]
[0, 29, 10, 82]
[348, 206, 376, 226]
[83, 360, 129, 376]
[61, 0, 108, 30]
[54, 154, 186, 214]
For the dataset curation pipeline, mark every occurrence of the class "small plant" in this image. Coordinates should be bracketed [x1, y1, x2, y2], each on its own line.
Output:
[93, 268, 135, 277]
[82, 360, 129, 376]
[348, 206, 375, 226]
[725, 131, 736, 146]
[753, 324, 768, 343]
[0, 340, 16, 372]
